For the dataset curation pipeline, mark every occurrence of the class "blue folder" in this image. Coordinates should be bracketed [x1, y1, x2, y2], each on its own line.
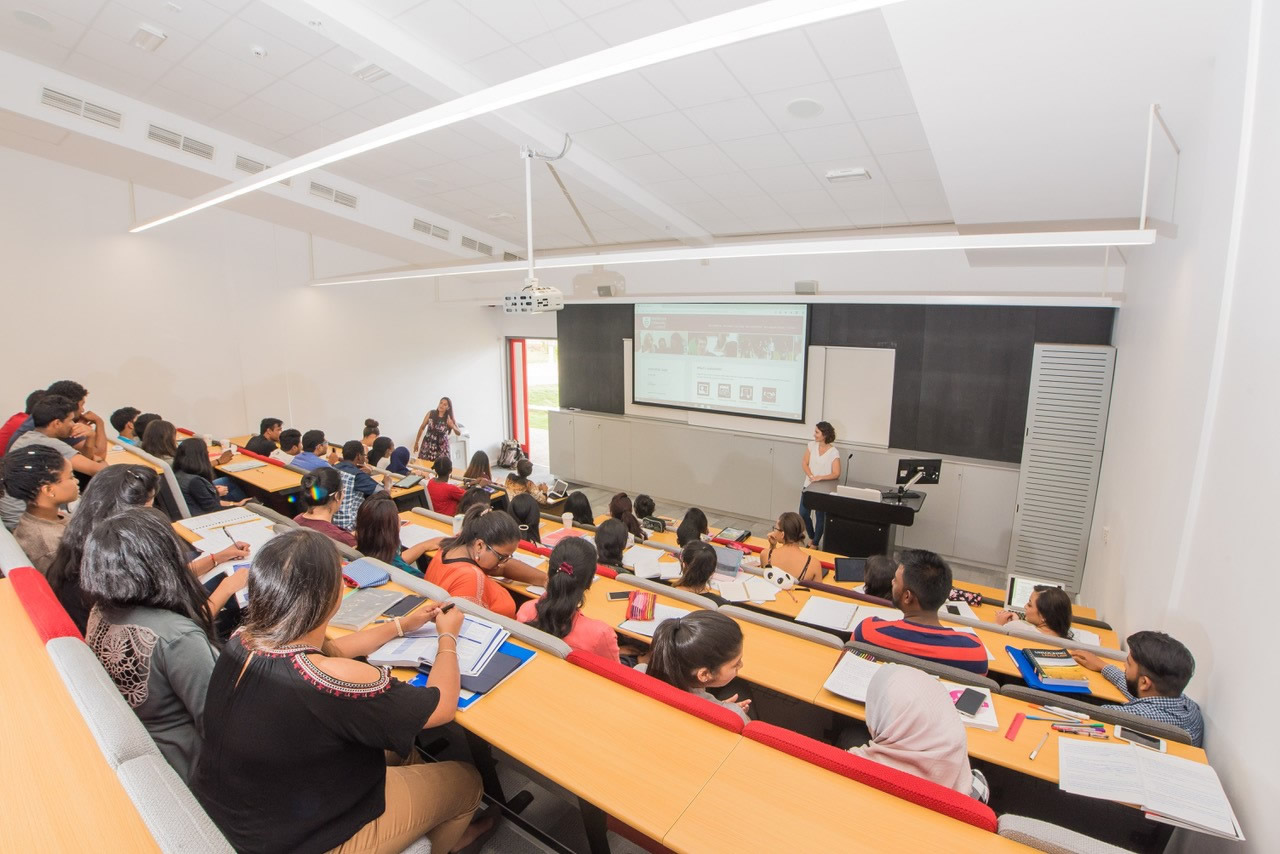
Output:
[1005, 645, 1092, 695]
[411, 641, 535, 710]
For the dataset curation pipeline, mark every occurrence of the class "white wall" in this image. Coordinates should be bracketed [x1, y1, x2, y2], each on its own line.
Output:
[0, 146, 514, 457]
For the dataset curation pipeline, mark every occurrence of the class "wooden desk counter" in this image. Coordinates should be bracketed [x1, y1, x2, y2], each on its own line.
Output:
[0, 582, 160, 852]
[663, 739, 1030, 854]
[105, 443, 163, 473]
[216, 453, 302, 493]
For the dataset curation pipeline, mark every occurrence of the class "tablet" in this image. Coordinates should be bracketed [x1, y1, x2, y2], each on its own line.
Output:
[834, 557, 866, 583]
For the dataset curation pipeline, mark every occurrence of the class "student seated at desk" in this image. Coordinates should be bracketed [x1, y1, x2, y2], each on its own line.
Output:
[609, 492, 646, 542]
[509, 493, 543, 546]
[291, 430, 334, 472]
[8, 380, 104, 459]
[853, 549, 989, 676]
[995, 585, 1075, 640]
[244, 417, 282, 456]
[174, 438, 249, 513]
[517, 537, 620, 662]
[272, 428, 301, 464]
[354, 493, 442, 577]
[456, 487, 493, 516]
[563, 490, 593, 526]
[638, 611, 751, 724]
[334, 440, 393, 528]
[81, 509, 229, 783]
[132, 411, 160, 444]
[110, 406, 141, 445]
[461, 450, 493, 485]
[141, 418, 178, 463]
[1071, 631, 1204, 747]
[368, 436, 394, 470]
[0, 389, 44, 458]
[2, 394, 106, 530]
[594, 519, 627, 575]
[424, 507, 546, 619]
[361, 418, 380, 449]
[675, 507, 709, 547]
[862, 554, 898, 600]
[3, 444, 78, 573]
[387, 446, 412, 475]
[673, 541, 730, 605]
[427, 455, 465, 516]
[760, 511, 821, 584]
[293, 468, 357, 548]
[504, 458, 549, 504]
[849, 664, 989, 802]
[193, 530, 487, 854]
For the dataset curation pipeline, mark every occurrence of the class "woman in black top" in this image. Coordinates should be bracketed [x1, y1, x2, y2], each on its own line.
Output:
[594, 519, 628, 573]
[672, 540, 729, 606]
[193, 529, 486, 854]
[675, 507, 709, 547]
[173, 437, 247, 514]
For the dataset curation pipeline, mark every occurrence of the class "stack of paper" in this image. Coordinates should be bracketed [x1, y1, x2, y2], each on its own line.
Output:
[743, 576, 781, 602]
[619, 603, 692, 638]
[822, 650, 882, 702]
[713, 580, 751, 602]
[623, 546, 679, 580]
[223, 519, 277, 551]
[939, 681, 1000, 731]
[1058, 740, 1243, 840]
[184, 506, 262, 533]
[371, 614, 510, 677]
[1070, 627, 1102, 646]
[399, 525, 439, 549]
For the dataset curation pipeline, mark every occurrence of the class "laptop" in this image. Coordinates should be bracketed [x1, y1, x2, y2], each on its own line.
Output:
[1004, 574, 1065, 614]
[712, 545, 743, 573]
[546, 479, 570, 501]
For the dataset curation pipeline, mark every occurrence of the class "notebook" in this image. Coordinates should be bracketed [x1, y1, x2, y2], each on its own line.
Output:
[623, 545, 679, 580]
[940, 681, 1000, 731]
[184, 506, 262, 533]
[618, 603, 692, 638]
[1006, 646, 1092, 694]
[399, 524, 438, 549]
[822, 649, 882, 703]
[220, 460, 266, 473]
[330, 589, 405, 630]
[795, 600, 904, 632]
[372, 614, 510, 677]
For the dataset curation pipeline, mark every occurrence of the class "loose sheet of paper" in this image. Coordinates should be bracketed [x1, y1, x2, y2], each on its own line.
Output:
[713, 580, 751, 603]
[1139, 751, 1241, 838]
[399, 525, 438, 549]
[223, 520, 276, 551]
[507, 551, 546, 569]
[619, 603, 692, 638]
[823, 651, 881, 702]
[1057, 740, 1147, 804]
[742, 576, 780, 602]
[795, 597, 859, 631]
[622, 545, 665, 578]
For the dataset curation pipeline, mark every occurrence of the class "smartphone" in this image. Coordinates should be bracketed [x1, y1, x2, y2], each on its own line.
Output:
[953, 688, 986, 717]
[1116, 726, 1167, 752]
[944, 603, 962, 616]
[382, 595, 427, 618]
[606, 590, 631, 601]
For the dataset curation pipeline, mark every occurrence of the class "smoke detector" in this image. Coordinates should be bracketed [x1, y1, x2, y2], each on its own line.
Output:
[131, 24, 167, 52]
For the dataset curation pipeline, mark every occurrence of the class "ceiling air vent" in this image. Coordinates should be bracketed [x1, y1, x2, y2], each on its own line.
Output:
[332, 189, 357, 208]
[149, 124, 213, 159]
[503, 252, 525, 262]
[236, 154, 292, 186]
[461, 236, 494, 256]
[181, 135, 214, 159]
[40, 88, 122, 128]
[412, 219, 450, 240]
[310, 181, 357, 209]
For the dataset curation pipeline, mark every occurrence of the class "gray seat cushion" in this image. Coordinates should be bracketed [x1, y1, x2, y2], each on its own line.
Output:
[998, 814, 1135, 853]
[117, 754, 233, 853]
[45, 636, 160, 769]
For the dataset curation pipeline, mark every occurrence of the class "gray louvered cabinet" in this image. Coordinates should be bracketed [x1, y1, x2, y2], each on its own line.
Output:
[1007, 344, 1115, 592]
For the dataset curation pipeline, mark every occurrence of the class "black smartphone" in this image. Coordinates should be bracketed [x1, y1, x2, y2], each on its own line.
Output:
[834, 557, 866, 583]
[944, 603, 963, 616]
[382, 595, 427, 618]
[606, 590, 631, 601]
[953, 688, 986, 717]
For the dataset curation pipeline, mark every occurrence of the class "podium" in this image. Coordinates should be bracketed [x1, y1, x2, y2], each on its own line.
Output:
[804, 484, 925, 557]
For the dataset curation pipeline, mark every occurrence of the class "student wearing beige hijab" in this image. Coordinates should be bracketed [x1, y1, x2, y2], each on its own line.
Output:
[848, 664, 988, 801]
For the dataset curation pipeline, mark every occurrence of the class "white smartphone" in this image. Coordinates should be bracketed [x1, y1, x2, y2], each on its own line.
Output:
[1115, 725, 1167, 753]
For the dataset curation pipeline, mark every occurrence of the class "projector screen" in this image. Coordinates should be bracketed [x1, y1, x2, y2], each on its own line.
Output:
[632, 303, 809, 422]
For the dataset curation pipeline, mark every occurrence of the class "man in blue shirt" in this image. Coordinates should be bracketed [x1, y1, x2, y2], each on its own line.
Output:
[110, 407, 141, 445]
[290, 430, 334, 472]
[1072, 631, 1204, 747]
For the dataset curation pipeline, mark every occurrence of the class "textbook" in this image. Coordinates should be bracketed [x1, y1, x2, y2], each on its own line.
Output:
[716, 526, 751, 542]
[1006, 646, 1092, 694]
[1024, 647, 1092, 687]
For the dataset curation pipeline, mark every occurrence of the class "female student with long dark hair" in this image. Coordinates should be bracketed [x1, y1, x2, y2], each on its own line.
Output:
[673, 541, 729, 605]
[415, 397, 460, 463]
[354, 493, 443, 577]
[424, 506, 546, 619]
[504, 459, 549, 504]
[594, 519, 628, 574]
[462, 450, 493, 485]
[508, 493, 543, 546]
[81, 509, 221, 782]
[563, 491, 593, 526]
[675, 507, 709, 547]
[996, 585, 1075, 639]
[367, 436, 395, 469]
[141, 418, 178, 462]
[192, 529, 488, 854]
[173, 437, 248, 513]
[517, 537, 619, 661]
[608, 492, 646, 542]
[293, 467, 356, 547]
[640, 610, 750, 723]
[2, 444, 78, 573]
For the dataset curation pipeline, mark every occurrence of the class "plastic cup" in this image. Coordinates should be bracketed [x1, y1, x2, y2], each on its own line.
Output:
[562, 512, 573, 529]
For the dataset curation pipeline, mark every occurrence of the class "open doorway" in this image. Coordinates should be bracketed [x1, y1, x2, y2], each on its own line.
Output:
[507, 337, 559, 468]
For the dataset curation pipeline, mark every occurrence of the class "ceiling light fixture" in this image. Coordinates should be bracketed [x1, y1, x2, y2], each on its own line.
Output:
[787, 97, 824, 118]
[130, 0, 906, 233]
[825, 167, 872, 183]
[353, 62, 390, 83]
[250, 45, 268, 59]
[130, 23, 167, 52]
[12, 9, 53, 31]
[310, 228, 1158, 287]
[488, 212, 515, 222]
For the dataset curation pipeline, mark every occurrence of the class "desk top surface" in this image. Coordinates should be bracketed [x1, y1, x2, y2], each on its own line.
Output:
[0, 581, 160, 852]
[104, 444, 164, 473]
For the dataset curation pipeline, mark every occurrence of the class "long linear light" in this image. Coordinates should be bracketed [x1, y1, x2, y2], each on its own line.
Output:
[311, 228, 1158, 287]
[131, 0, 900, 233]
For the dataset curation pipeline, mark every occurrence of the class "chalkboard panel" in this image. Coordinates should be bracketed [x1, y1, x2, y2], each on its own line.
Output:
[557, 303, 1114, 463]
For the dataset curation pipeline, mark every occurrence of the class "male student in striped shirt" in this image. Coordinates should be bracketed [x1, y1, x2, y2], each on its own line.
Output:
[853, 549, 990, 675]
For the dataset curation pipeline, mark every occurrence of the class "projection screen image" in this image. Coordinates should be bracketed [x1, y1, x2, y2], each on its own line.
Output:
[632, 303, 809, 422]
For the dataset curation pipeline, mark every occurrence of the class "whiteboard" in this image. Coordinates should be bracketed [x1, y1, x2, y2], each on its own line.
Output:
[821, 347, 894, 447]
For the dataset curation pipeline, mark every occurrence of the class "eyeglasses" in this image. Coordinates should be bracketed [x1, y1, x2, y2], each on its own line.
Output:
[483, 542, 514, 564]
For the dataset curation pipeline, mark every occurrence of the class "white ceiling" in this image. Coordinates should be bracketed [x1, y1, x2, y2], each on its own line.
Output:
[0, 0, 949, 251]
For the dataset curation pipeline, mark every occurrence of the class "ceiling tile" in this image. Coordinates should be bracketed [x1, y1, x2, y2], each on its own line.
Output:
[519, 20, 608, 66]
[9, 0, 108, 27]
[678, 198, 744, 232]
[858, 113, 930, 155]
[683, 97, 775, 142]
[661, 143, 738, 178]
[73, 27, 178, 85]
[287, 59, 381, 111]
[254, 78, 341, 126]
[836, 68, 916, 122]
[578, 74, 673, 122]
[3, 1, 93, 47]
[351, 93, 413, 124]
[226, 96, 309, 137]
[365, 0, 421, 17]
[204, 16, 312, 76]
[754, 80, 852, 132]
[876, 149, 940, 183]
[143, 86, 223, 125]
[746, 164, 821, 193]
[464, 44, 541, 83]
[559, 0, 631, 16]
[61, 51, 153, 96]
[791, 208, 852, 230]
[805, 11, 900, 79]
[716, 30, 827, 94]
[399, 0, 510, 64]
[783, 123, 870, 162]
[772, 189, 841, 215]
[529, 89, 611, 133]
[668, 0, 755, 19]
[119, 0, 232, 40]
[234, 2, 339, 55]
[465, 0, 576, 42]
[571, 123, 650, 160]
[320, 110, 376, 137]
[720, 134, 800, 170]
[828, 181, 907, 225]
[89, 1, 199, 62]
[274, 125, 342, 157]
[891, 179, 952, 222]
[180, 44, 274, 95]
[802, 154, 879, 186]
[647, 177, 711, 204]
[621, 111, 707, 152]
[157, 65, 248, 111]
[641, 53, 745, 109]
[730, 196, 799, 232]
[435, 187, 495, 210]
[585, 0, 685, 46]
[213, 109, 280, 148]
[613, 153, 683, 183]
[692, 171, 763, 199]
[0, 35, 71, 69]
[422, 127, 493, 161]
[389, 85, 440, 112]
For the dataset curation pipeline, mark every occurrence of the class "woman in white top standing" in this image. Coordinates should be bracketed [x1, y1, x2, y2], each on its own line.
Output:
[799, 421, 841, 548]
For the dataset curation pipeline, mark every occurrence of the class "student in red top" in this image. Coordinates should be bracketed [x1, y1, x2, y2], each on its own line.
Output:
[424, 507, 545, 619]
[853, 549, 989, 676]
[517, 537, 620, 662]
[426, 455, 465, 516]
[0, 390, 45, 459]
[292, 468, 356, 548]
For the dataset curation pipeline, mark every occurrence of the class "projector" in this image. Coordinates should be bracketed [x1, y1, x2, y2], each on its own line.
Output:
[503, 278, 564, 314]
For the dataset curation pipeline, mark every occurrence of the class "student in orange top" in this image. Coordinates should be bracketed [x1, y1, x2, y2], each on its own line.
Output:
[424, 506, 546, 619]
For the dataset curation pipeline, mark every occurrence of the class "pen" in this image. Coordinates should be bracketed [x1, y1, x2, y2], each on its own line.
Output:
[1026, 715, 1081, 723]
[1029, 733, 1049, 760]
[1039, 704, 1089, 720]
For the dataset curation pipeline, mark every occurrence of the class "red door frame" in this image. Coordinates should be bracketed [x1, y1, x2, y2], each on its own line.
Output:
[507, 338, 530, 455]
